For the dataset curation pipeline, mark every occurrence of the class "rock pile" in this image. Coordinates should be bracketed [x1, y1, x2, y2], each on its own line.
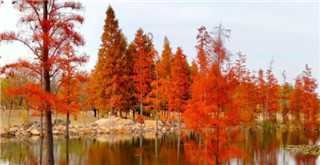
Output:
[0, 116, 185, 138]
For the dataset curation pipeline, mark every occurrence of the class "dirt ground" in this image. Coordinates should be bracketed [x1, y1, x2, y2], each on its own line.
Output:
[0, 109, 103, 127]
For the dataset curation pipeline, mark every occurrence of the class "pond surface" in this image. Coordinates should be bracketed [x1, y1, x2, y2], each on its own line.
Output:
[1, 131, 320, 165]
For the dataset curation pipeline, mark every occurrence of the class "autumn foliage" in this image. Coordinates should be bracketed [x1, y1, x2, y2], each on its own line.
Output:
[0, 1, 86, 164]
[289, 65, 319, 128]
[1, 3, 320, 165]
[87, 6, 132, 117]
[131, 28, 156, 116]
[167, 47, 190, 129]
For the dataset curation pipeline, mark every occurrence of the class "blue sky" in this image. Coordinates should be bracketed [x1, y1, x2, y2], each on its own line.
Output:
[0, 1, 319, 88]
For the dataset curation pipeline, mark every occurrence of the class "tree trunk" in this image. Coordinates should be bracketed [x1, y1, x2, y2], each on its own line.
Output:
[55, 110, 58, 124]
[172, 112, 175, 130]
[40, 111, 44, 137]
[139, 66, 143, 135]
[19, 142, 22, 165]
[155, 135, 158, 158]
[215, 106, 221, 165]
[155, 66, 159, 136]
[8, 103, 12, 127]
[139, 134, 143, 165]
[297, 108, 300, 122]
[45, 110, 54, 165]
[178, 108, 180, 133]
[82, 111, 86, 127]
[140, 91, 143, 135]
[177, 136, 180, 164]
[19, 97, 23, 115]
[156, 115, 158, 135]
[43, 1, 54, 164]
[27, 107, 30, 120]
[66, 113, 70, 138]
[133, 110, 135, 122]
[216, 127, 220, 165]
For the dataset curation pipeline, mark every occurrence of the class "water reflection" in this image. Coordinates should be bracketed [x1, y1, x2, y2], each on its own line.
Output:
[1, 131, 320, 165]
[40, 137, 43, 165]
[238, 130, 320, 165]
[66, 137, 69, 165]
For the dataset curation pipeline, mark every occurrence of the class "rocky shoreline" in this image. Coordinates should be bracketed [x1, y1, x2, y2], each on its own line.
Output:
[2, 115, 313, 139]
[0, 116, 185, 138]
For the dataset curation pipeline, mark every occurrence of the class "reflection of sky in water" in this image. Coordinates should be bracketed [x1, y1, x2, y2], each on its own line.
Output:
[1, 131, 320, 165]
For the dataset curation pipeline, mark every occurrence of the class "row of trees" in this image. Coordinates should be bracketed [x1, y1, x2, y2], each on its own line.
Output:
[88, 6, 319, 127]
[0, 2, 319, 165]
[84, 6, 319, 164]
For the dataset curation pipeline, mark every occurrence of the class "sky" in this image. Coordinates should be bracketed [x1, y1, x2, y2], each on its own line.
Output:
[0, 1, 319, 89]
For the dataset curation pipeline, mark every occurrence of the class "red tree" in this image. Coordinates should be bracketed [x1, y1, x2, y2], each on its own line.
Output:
[289, 76, 304, 123]
[289, 65, 318, 128]
[265, 67, 280, 122]
[183, 25, 245, 164]
[300, 65, 318, 127]
[231, 52, 256, 126]
[131, 28, 156, 133]
[0, 1, 85, 164]
[88, 6, 130, 117]
[167, 47, 190, 131]
[157, 37, 173, 114]
[58, 43, 87, 137]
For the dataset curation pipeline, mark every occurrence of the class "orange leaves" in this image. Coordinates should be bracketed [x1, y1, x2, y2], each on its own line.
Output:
[62, 2, 84, 10]
[136, 114, 147, 124]
[131, 28, 155, 109]
[182, 25, 246, 164]
[168, 47, 190, 113]
[57, 43, 87, 116]
[0, 1, 86, 163]
[88, 6, 131, 114]
[0, 32, 17, 44]
[5, 83, 57, 112]
[289, 65, 319, 126]
[0, 0, 88, 123]
[158, 111, 169, 123]
[265, 67, 280, 115]
[1, 0, 86, 78]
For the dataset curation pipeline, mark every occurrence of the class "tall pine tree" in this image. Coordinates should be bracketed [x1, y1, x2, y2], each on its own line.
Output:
[88, 6, 129, 117]
[168, 47, 190, 131]
[131, 28, 156, 132]
[157, 37, 173, 112]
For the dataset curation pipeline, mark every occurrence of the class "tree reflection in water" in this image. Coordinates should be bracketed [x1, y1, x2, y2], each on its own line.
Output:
[0, 131, 320, 165]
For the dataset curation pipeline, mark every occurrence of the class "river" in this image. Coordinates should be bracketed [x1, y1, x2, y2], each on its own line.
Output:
[1, 131, 320, 165]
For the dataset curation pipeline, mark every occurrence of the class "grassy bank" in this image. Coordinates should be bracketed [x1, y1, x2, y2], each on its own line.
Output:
[0, 109, 100, 127]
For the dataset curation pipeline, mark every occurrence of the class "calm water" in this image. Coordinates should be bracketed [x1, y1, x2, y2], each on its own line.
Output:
[1, 131, 320, 165]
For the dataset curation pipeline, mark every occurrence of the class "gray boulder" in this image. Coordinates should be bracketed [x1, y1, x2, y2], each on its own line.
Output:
[90, 123, 99, 127]
[22, 120, 40, 129]
[53, 118, 67, 125]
